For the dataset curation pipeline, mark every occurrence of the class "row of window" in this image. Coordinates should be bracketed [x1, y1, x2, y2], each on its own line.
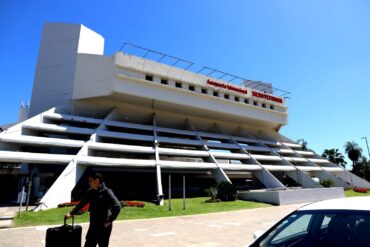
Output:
[145, 74, 275, 110]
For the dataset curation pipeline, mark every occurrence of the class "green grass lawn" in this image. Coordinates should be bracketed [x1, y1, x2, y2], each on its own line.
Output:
[344, 189, 370, 197]
[14, 197, 270, 227]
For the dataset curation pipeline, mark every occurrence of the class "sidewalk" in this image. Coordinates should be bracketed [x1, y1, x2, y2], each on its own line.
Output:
[0, 203, 303, 247]
[0, 206, 18, 228]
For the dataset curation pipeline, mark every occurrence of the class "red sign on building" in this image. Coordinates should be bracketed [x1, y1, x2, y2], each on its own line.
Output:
[251, 91, 283, 104]
[207, 79, 248, 94]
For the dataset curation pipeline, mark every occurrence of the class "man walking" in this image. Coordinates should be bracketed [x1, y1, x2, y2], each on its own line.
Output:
[66, 172, 121, 247]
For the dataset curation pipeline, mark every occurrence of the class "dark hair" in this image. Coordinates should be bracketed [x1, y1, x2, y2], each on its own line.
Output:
[89, 172, 104, 183]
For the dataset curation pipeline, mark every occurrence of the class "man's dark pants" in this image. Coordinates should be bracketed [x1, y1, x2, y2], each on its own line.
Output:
[84, 223, 113, 247]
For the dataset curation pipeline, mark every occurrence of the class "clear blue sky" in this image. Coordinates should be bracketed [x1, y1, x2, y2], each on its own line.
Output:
[0, 1, 369, 164]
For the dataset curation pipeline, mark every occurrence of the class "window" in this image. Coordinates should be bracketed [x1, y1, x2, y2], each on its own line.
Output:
[269, 214, 312, 245]
[175, 82, 182, 88]
[270, 105, 274, 110]
[224, 94, 229, 99]
[235, 97, 239, 102]
[320, 215, 332, 230]
[262, 103, 266, 108]
[244, 99, 249, 104]
[161, 78, 168, 85]
[201, 88, 207, 94]
[257, 211, 370, 247]
[189, 85, 195, 91]
[145, 74, 153, 81]
[253, 101, 258, 106]
[213, 91, 219, 97]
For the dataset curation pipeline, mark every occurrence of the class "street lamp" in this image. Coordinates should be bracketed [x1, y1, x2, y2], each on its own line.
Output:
[361, 137, 370, 159]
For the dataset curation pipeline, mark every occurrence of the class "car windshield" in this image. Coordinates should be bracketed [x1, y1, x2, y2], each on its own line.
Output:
[254, 210, 370, 247]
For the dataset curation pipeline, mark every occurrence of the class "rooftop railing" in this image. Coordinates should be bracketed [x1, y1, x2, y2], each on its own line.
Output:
[120, 43, 290, 97]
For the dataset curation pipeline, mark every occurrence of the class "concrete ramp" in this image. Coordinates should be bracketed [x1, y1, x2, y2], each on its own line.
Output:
[238, 187, 344, 205]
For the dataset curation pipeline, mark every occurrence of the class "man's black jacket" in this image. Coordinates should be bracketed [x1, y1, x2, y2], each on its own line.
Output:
[70, 183, 121, 224]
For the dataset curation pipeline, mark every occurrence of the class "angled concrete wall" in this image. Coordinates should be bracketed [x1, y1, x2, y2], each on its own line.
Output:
[238, 187, 344, 205]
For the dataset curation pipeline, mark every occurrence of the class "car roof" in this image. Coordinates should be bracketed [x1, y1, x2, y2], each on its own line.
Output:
[297, 196, 370, 211]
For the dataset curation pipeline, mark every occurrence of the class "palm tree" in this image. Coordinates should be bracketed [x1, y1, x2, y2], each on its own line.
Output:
[322, 148, 347, 168]
[352, 156, 370, 180]
[297, 139, 308, 150]
[344, 141, 363, 167]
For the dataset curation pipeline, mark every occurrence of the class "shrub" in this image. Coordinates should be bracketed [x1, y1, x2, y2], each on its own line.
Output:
[204, 186, 220, 203]
[205, 186, 217, 199]
[205, 198, 221, 203]
[217, 181, 237, 201]
[320, 179, 335, 188]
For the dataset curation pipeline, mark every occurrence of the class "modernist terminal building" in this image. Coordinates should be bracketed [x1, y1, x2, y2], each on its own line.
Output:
[1, 23, 369, 209]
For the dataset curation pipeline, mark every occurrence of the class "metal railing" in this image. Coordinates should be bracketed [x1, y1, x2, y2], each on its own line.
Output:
[119, 43, 290, 97]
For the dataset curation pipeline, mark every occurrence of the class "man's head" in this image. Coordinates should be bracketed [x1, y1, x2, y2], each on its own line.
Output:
[88, 172, 104, 190]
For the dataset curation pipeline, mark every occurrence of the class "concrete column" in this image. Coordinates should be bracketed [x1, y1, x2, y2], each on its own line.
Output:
[286, 170, 322, 188]
[336, 170, 370, 189]
[216, 124, 285, 189]
[254, 169, 285, 189]
[211, 169, 231, 184]
[153, 114, 164, 206]
[275, 141, 322, 189]
[186, 120, 230, 184]
[36, 109, 115, 210]
[207, 151, 230, 184]
[311, 170, 350, 189]
[155, 156, 164, 205]
[37, 160, 87, 210]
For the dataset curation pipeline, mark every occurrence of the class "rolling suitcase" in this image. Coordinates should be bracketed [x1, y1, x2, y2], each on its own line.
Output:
[45, 216, 82, 247]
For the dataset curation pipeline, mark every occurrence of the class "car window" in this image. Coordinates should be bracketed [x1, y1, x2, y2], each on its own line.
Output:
[258, 213, 313, 246]
[270, 214, 311, 244]
[254, 210, 370, 247]
[320, 214, 332, 229]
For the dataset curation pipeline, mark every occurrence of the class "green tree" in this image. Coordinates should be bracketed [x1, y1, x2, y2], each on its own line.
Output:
[344, 141, 363, 167]
[297, 139, 308, 150]
[322, 148, 347, 168]
[352, 156, 370, 181]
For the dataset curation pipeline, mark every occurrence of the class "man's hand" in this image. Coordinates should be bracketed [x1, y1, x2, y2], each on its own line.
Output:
[104, 222, 111, 228]
[65, 213, 72, 219]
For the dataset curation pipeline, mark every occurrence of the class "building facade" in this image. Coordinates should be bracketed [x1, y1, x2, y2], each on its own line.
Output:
[0, 23, 369, 209]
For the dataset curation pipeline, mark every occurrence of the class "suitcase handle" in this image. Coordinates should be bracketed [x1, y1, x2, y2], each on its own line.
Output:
[64, 215, 74, 226]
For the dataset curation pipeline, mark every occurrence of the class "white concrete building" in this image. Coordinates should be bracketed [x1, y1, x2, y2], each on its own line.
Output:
[1, 22, 369, 209]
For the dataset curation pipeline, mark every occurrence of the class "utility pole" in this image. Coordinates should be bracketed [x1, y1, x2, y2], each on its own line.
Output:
[182, 175, 186, 210]
[25, 166, 33, 211]
[168, 174, 172, 211]
[362, 137, 370, 159]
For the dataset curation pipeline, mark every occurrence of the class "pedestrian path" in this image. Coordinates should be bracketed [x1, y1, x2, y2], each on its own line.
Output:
[0, 206, 18, 228]
[0, 203, 303, 247]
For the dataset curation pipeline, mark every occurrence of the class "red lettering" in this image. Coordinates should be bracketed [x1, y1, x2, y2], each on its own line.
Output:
[251, 90, 283, 104]
[207, 79, 247, 94]
[206, 80, 283, 103]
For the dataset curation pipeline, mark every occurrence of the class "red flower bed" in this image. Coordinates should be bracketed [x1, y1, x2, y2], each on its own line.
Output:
[57, 201, 90, 214]
[58, 201, 79, 208]
[354, 188, 369, 193]
[121, 201, 145, 208]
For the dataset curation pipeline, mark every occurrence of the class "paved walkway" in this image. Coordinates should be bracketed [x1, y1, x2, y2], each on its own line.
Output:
[0, 206, 18, 228]
[0, 204, 303, 247]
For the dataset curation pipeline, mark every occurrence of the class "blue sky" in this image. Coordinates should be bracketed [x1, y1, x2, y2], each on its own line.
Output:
[0, 1, 369, 164]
